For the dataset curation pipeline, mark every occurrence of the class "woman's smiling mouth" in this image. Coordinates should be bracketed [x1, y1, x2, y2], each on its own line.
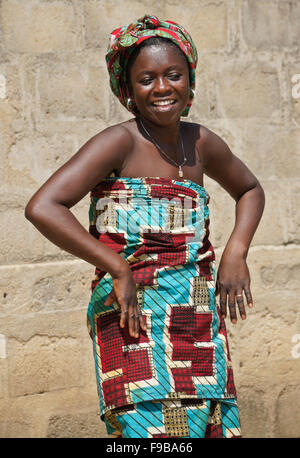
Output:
[151, 99, 177, 111]
[152, 99, 176, 106]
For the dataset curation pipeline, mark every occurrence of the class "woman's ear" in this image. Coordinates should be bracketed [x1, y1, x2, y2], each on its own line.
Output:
[126, 97, 134, 110]
[125, 81, 134, 107]
[189, 88, 195, 101]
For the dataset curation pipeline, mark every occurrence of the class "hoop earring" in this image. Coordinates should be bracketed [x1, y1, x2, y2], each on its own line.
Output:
[126, 97, 133, 110]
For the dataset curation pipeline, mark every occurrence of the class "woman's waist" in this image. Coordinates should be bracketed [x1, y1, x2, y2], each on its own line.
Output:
[91, 230, 215, 263]
[90, 244, 215, 293]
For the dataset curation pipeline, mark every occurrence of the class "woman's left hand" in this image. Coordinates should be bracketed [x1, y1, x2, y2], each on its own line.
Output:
[215, 250, 253, 324]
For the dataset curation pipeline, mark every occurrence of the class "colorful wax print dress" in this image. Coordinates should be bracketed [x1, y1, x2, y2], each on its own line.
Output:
[87, 173, 241, 438]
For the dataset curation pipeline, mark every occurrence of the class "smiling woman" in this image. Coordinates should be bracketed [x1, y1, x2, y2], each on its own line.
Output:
[127, 42, 190, 127]
[25, 13, 265, 439]
[106, 15, 197, 119]
[125, 36, 191, 104]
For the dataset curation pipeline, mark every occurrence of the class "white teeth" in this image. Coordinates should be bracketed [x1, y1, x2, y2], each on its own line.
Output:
[153, 100, 175, 106]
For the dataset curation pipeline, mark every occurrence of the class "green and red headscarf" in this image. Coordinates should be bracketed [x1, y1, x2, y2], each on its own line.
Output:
[105, 14, 198, 117]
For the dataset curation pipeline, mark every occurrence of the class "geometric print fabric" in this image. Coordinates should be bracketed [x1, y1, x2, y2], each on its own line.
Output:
[104, 397, 242, 438]
[86, 175, 239, 434]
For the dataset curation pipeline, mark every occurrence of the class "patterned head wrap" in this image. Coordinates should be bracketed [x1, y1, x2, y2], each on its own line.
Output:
[105, 14, 198, 117]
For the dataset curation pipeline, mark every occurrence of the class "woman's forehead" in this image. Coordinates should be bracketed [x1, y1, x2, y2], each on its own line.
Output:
[130, 44, 189, 72]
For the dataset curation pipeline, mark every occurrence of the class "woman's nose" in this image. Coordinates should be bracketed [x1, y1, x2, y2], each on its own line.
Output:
[153, 77, 172, 95]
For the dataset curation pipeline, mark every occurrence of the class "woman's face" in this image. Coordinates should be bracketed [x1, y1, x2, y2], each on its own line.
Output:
[128, 44, 190, 126]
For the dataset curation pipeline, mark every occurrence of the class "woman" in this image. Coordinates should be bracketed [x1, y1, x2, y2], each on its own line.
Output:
[25, 15, 265, 438]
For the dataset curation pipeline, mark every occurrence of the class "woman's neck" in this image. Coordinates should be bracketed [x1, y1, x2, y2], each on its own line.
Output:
[138, 116, 182, 149]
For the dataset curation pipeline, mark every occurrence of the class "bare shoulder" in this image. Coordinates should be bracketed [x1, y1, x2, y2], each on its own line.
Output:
[196, 124, 224, 152]
[180, 121, 209, 142]
[67, 120, 135, 181]
[26, 121, 136, 209]
[180, 121, 212, 161]
[85, 121, 134, 161]
[194, 124, 261, 200]
[195, 124, 233, 170]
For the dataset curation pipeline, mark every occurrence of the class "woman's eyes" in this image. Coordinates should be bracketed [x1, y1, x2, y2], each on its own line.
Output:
[140, 78, 153, 85]
[139, 74, 182, 85]
[168, 73, 181, 81]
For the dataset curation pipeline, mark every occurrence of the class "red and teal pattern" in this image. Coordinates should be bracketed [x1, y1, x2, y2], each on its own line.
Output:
[87, 175, 238, 425]
[104, 398, 241, 438]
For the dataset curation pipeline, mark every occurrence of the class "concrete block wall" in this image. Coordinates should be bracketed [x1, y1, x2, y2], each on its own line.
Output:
[0, 0, 299, 438]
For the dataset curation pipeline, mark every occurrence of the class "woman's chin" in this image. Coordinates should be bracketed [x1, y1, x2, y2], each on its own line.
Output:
[140, 106, 184, 126]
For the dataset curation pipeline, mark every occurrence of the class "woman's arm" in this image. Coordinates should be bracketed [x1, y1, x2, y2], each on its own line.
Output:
[25, 124, 132, 276]
[25, 124, 146, 338]
[201, 127, 265, 323]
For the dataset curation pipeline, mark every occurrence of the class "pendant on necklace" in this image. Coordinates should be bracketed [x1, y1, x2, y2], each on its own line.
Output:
[179, 166, 183, 178]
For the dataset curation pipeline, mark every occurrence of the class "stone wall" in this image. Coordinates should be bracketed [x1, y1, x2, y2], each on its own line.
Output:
[0, 0, 299, 438]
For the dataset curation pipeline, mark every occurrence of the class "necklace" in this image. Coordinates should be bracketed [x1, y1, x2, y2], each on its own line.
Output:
[139, 118, 187, 178]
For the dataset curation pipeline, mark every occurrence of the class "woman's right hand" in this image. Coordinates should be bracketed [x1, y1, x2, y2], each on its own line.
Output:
[104, 266, 147, 338]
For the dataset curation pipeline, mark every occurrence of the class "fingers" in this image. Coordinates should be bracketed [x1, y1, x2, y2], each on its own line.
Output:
[220, 288, 227, 320]
[118, 299, 146, 339]
[219, 285, 253, 324]
[120, 305, 129, 329]
[235, 292, 246, 320]
[244, 288, 253, 309]
[126, 303, 146, 338]
[128, 307, 138, 338]
[108, 274, 146, 338]
[104, 290, 116, 306]
[228, 291, 237, 324]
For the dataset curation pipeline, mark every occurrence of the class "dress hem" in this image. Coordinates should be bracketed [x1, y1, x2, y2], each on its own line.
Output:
[99, 392, 238, 422]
